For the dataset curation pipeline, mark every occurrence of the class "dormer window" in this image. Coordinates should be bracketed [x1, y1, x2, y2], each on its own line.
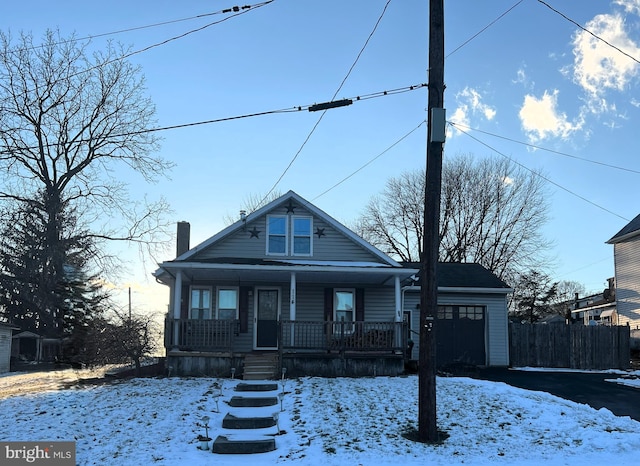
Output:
[266, 215, 313, 256]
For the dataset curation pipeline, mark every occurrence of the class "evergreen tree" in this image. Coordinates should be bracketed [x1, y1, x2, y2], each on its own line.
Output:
[0, 194, 109, 362]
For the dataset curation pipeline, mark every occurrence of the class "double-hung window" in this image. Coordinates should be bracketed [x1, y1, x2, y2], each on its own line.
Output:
[292, 216, 312, 255]
[267, 215, 313, 256]
[190, 287, 211, 319]
[217, 287, 239, 320]
[267, 215, 287, 255]
[334, 288, 355, 333]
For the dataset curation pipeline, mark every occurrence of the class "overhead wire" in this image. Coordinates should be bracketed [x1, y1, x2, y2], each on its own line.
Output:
[451, 123, 630, 222]
[450, 122, 640, 175]
[537, 0, 640, 65]
[257, 0, 393, 208]
[0, 83, 426, 154]
[15, 4, 264, 52]
[312, 120, 427, 201]
[447, 0, 525, 58]
[5, 1, 274, 102]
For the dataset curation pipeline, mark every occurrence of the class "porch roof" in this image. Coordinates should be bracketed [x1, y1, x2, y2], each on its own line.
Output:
[155, 257, 418, 286]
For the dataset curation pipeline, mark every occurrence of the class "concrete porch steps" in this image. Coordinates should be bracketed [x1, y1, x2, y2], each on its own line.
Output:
[222, 413, 277, 429]
[212, 435, 276, 454]
[243, 353, 279, 380]
[211, 379, 281, 456]
[235, 382, 279, 392]
[227, 396, 277, 407]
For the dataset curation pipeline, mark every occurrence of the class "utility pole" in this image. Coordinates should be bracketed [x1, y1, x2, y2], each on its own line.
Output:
[419, 0, 445, 443]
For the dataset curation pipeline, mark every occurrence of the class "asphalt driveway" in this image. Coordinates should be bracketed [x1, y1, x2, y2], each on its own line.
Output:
[477, 367, 640, 422]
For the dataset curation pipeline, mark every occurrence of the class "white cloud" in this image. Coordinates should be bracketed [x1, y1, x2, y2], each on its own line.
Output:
[571, 12, 640, 110]
[613, 0, 640, 15]
[518, 89, 583, 142]
[447, 87, 496, 137]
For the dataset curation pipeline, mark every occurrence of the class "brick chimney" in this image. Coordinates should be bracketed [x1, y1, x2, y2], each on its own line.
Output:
[176, 221, 190, 257]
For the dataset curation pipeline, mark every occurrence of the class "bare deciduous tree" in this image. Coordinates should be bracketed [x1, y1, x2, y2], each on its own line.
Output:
[0, 30, 174, 276]
[356, 153, 551, 281]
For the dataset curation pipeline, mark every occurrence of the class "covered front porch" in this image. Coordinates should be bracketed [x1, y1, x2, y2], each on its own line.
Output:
[159, 260, 415, 377]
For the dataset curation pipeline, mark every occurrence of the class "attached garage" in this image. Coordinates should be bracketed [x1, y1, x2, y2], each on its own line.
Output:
[436, 305, 486, 366]
[402, 263, 512, 368]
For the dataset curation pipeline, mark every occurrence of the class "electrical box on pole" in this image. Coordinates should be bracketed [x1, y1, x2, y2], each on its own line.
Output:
[430, 108, 446, 143]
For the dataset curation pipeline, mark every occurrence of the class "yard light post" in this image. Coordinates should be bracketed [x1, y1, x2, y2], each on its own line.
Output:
[419, 0, 445, 443]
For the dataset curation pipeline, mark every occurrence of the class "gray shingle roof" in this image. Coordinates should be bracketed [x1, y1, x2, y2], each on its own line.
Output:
[607, 213, 640, 244]
[402, 262, 511, 289]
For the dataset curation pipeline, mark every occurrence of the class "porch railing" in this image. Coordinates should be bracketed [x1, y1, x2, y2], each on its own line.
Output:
[280, 320, 406, 353]
[165, 318, 239, 352]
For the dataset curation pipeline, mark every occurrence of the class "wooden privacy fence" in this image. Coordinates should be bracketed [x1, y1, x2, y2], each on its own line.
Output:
[509, 324, 630, 370]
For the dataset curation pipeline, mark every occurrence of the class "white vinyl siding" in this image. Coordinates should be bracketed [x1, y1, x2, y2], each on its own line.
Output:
[190, 207, 389, 263]
[0, 327, 11, 373]
[613, 238, 640, 329]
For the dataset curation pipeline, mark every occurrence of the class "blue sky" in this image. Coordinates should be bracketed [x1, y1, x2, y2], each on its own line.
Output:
[3, 0, 640, 313]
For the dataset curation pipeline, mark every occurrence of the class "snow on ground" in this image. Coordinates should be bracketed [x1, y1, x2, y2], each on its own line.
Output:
[0, 372, 639, 465]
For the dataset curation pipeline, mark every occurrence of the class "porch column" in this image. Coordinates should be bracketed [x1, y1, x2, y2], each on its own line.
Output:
[290, 272, 297, 320]
[394, 275, 402, 322]
[394, 275, 403, 351]
[173, 270, 183, 348]
[290, 272, 297, 346]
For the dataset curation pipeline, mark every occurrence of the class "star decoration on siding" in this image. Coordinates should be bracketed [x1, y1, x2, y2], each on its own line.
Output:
[315, 227, 325, 238]
[248, 227, 261, 238]
[285, 200, 296, 213]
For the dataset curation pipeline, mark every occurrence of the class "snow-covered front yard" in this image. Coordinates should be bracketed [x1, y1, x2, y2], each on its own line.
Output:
[0, 370, 639, 465]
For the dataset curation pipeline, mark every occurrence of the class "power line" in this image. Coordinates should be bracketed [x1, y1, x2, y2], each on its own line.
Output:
[537, 0, 640, 65]
[6, 1, 274, 102]
[452, 123, 630, 222]
[82, 1, 274, 78]
[450, 122, 640, 175]
[16, 5, 261, 52]
[447, 0, 524, 58]
[258, 0, 393, 208]
[0, 83, 426, 155]
[312, 120, 426, 201]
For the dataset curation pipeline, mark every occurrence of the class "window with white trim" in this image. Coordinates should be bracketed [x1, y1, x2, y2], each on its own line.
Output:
[190, 287, 211, 319]
[266, 215, 313, 256]
[334, 288, 355, 334]
[267, 215, 287, 255]
[217, 287, 239, 320]
[292, 216, 312, 255]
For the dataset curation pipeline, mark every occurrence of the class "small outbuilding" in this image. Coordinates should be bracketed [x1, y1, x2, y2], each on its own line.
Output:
[0, 323, 19, 373]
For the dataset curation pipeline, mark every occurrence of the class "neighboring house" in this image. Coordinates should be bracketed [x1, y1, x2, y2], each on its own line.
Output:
[402, 263, 512, 367]
[607, 214, 640, 330]
[155, 191, 511, 377]
[0, 323, 19, 373]
[569, 278, 618, 326]
[11, 331, 61, 364]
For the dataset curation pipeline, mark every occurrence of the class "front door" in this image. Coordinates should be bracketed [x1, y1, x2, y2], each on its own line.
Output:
[254, 287, 280, 350]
